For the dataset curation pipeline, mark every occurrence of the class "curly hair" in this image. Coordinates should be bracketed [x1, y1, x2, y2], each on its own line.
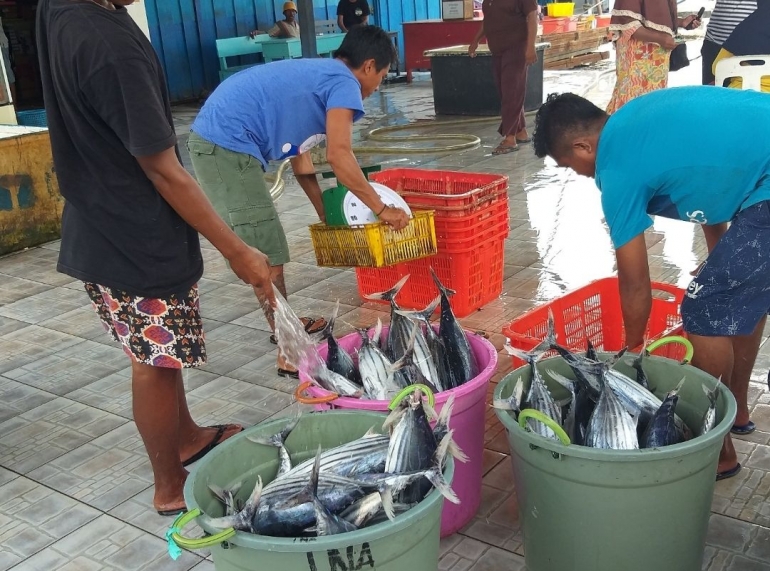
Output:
[533, 93, 607, 159]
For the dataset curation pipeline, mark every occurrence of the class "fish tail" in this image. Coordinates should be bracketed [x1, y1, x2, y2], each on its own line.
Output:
[545, 369, 575, 394]
[320, 301, 340, 339]
[382, 406, 406, 432]
[702, 383, 719, 405]
[248, 413, 300, 448]
[491, 396, 519, 412]
[394, 296, 440, 325]
[363, 275, 410, 303]
[670, 376, 686, 397]
[503, 342, 534, 365]
[374, 318, 384, 347]
[424, 467, 460, 504]
[435, 393, 455, 431]
[379, 485, 396, 521]
[429, 267, 456, 297]
[437, 429, 469, 465]
[545, 308, 558, 347]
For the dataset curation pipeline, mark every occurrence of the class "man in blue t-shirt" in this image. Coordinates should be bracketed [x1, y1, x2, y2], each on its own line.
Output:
[189, 25, 407, 378]
[532, 86, 770, 481]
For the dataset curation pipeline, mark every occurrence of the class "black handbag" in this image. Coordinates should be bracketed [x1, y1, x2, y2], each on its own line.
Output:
[669, 42, 690, 71]
[667, 0, 689, 71]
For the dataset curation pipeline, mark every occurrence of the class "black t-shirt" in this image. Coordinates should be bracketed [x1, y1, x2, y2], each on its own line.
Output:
[337, 0, 370, 30]
[36, 0, 203, 298]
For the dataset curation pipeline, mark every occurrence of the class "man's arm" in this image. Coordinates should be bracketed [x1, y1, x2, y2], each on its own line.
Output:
[136, 148, 275, 302]
[325, 108, 408, 229]
[525, 9, 538, 64]
[468, 23, 485, 57]
[361, 15, 370, 25]
[290, 152, 326, 223]
[337, 14, 347, 32]
[615, 233, 652, 351]
[632, 26, 677, 49]
[703, 223, 728, 253]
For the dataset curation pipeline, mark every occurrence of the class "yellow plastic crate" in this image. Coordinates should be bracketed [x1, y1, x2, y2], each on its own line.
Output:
[548, 2, 575, 16]
[309, 210, 437, 268]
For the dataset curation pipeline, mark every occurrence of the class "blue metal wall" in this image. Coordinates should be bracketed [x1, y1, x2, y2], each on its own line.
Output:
[146, 0, 439, 101]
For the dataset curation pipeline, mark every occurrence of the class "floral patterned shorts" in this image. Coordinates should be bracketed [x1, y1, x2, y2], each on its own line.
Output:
[85, 282, 207, 369]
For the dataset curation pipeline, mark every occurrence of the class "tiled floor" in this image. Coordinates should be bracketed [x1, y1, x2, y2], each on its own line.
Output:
[2, 36, 770, 570]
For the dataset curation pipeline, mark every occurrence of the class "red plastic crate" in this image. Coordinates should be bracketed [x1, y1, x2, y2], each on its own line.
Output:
[356, 236, 506, 318]
[542, 16, 578, 34]
[432, 198, 509, 233]
[437, 218, 510, 251]
[370, 168, 509, 217]
[502, 277, 686, 369]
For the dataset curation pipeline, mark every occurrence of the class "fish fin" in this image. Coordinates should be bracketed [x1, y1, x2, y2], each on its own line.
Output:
[422, 399, 439, 423]
[238, 475, 263, 523]
[585, 337, 597, 360]
[382, 406, 406, 431]
[670, 376, 686, 397]
[429, 267, 456, 297]
[363, 425, 379, 438]
[200, 513, 244, 531]
[319, 301, 339, 340]
[374, 318, 383, 346]
[249, 412, 300, 448]
[491, 396, 519, 411]
[424, 467, 460, 504]
[208, 483, 227, 504]
[364, 275, 410, 303]
[607, 347, 628, 368]
[380, 486, 396, 521]
[545, 308, 558, 347]
[389, 353, 407, 373]
[702, 383, 719, 404]
[545, 369, 575, 393]
[438, 429, 469, 464]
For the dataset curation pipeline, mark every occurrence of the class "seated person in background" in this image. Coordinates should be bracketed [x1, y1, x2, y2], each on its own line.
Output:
[250, 2, 299, 39]
[337, 0, 369, 32]
[712, 1, 770, 92]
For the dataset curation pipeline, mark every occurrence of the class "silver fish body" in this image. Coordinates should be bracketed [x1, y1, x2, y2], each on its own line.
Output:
[641, 379, 685, 449]
[585, 371, 639, 450]
[700, 383, 719, 436]
[363, 275, 410, 360]
[282, 431, 389, 480]
[357, 320, 405, 400]
[311, 363, 363, 398]
[323, 302, 360, 385]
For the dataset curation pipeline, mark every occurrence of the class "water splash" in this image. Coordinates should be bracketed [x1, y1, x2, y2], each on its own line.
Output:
[271, 284, 324, 373]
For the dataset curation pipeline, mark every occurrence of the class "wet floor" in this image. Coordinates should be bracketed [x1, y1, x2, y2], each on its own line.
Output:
[1, 32, 769, 571]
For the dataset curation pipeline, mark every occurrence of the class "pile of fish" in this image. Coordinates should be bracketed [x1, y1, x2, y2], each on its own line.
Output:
[495, 315, 719, 450]
[287, 269, 479, 400]
[203, 389, 467, 538]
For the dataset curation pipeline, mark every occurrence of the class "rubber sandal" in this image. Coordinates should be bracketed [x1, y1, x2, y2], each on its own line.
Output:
[181, 424, 243, 467]
[716, 463, 742, 481]
[731, 421, 756, 435]
[157, 505, 187, 517]
[516, 137, 532, 144]
[270, 317, 328, 344]
[277, 367, 299, 379]
[492, 144, 519, 155]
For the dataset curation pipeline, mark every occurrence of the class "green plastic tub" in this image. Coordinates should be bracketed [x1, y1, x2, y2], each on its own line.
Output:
[175, 410, 453, 571]
[494, 351, 736, 571]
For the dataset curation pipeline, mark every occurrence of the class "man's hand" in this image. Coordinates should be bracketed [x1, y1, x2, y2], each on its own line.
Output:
[615, 234, 652, 351]
[525, 46, 537, 65]
[468, 40, 479, 58]
[379, 206, 409, 230]
[660, 35, 678, 50]
[227, 246, 276, 304]
[679, 14, 700, 30]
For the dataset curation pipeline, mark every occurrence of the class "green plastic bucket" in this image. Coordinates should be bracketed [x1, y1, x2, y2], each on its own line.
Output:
[494, 350, 736, 571]
[176, 410, 453, 571]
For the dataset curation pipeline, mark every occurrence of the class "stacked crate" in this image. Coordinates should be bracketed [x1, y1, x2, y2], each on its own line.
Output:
[355, 169, 510, 318]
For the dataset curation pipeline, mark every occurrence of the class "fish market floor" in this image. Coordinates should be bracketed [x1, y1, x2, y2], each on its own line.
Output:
[2, 50, 770, 571]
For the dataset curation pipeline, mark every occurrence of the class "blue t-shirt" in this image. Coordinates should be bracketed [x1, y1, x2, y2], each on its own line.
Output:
[191, 58, 365, 168]
[596, 86, 770, 249]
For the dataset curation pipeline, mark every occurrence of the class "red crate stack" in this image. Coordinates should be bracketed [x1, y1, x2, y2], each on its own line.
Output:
[356, 168, 510, 318]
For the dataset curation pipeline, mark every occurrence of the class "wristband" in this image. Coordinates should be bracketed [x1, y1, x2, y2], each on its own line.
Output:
[377, 205, 388, 216]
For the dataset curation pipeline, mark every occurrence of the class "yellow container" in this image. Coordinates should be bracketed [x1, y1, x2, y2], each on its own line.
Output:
[309, 210, 437, 268]
[547, 2, 575, 16]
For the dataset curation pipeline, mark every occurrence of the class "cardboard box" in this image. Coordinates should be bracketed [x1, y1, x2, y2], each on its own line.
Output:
[442, 0, 474, 20]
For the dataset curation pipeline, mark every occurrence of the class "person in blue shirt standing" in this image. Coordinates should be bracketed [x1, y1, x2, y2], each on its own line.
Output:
[531, 86, 770, 481]
[188, 25, 408, 378]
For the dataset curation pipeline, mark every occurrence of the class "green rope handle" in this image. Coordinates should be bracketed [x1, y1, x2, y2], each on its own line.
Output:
[388, 384, 436, 410]
[645, 335, 694, 365]
[166, 508, 236, 554]
[518, 409, 571, 446]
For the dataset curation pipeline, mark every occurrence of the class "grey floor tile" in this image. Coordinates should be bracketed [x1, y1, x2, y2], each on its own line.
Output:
[706, 514, 758, 553]
[0, 398, 127, 474]
[200, 324, 275, 376]
[226, 352, 300, 394]
[198, 283, 261, 323]
[4, 339, 127, 396]
[27, 422, 152, 512]
[186, 375, 293, 429]
[0, 274, 52, 305]
[0, 466, 18, 487]
[0, 316, 28, 337]
[37, 305, 110, 341]
[0, 248, 75, 287]
[0, 287, 89, 325]
[0, 376, 58, 424]
[10, 514, 202, 571]
[469, 546, 526, 571]
[0, 326, 82, 375]
[0, 476, 100, 570]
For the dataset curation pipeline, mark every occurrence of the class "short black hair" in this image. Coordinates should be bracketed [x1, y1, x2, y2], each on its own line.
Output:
[334, 25, 395, 72]
[533, 93, 608, 159]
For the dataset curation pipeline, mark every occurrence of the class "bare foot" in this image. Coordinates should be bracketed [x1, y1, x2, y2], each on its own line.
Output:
[515, 129, 529, 140]
[154, 470, 188, 515]
[277, 351, 298, 376]
[179, 424, 243, 465]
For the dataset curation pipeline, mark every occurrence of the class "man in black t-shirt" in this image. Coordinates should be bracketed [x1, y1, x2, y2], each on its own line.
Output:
[337, 0, 370, 32]
[37, 0, 275, 516]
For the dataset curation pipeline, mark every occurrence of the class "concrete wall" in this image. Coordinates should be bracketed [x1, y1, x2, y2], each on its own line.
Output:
[0, 131, 63, 255]
[126, 1, 151, 40]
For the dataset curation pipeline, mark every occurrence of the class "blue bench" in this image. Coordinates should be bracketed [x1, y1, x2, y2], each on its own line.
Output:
[215, 34, 271, 81]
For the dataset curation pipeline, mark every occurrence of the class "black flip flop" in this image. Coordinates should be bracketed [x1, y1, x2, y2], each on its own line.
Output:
[516, 137, 532, 144]
[157, 505, 187, 517]
[181, 424, 243, 467]
[731, 421, 756, 435]
[277, 368, 299, 379]
[716, 463, 742, 481]
[270, 317, 327, 344]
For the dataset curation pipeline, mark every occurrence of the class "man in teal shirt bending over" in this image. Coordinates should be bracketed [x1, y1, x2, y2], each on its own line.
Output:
[532, 86, 770, 480]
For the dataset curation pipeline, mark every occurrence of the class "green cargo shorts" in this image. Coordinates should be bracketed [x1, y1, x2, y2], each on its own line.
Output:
[187, 131, 290, 266]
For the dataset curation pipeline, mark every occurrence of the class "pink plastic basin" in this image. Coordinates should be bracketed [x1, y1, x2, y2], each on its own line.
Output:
[298, 326, 498, 537]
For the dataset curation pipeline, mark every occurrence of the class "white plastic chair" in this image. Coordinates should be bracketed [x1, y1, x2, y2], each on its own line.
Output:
[714, 54, 770, 91]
